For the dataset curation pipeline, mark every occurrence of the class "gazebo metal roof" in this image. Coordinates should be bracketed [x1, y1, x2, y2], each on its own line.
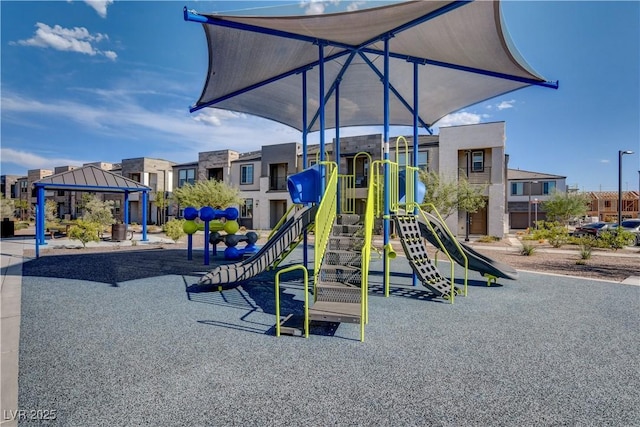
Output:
[33, 165, 151, 193]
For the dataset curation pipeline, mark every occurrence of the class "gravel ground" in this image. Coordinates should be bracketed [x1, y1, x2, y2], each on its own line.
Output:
[18, 246, 640, 426]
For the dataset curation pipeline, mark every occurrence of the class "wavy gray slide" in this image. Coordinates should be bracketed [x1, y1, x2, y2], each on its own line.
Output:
[416, 211, 518, 280]
[197, 206, 317, 286]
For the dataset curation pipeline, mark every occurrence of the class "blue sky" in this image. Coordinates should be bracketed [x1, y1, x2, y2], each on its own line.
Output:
[1, 1, 638, 192]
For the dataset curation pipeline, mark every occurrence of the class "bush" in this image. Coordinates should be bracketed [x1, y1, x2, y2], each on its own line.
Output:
[163, 219, 186, 243]
[520, 243, 536, 256]
[531, 221, 569, 248]
[579, 244, 593, 260]
[598, 230, 634, 251]
[68, 220, 100, 248]
[477, 235, 500, 243]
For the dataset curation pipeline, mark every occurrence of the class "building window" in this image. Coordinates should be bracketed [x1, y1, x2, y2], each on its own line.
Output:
[604, 200, 611, 208]
[240, 165, 254, 185]
[20, 181, 28, 193]
[130, 173, 141, 183]
[397, 151, 428, 169]
[178, 168, 196, 187]
[511, 182, 524, 196]
[471, 151, 484, 172]
[57, 190, 65, 196]
[543, 181, 556, 195]
[241, 199, 253, 218]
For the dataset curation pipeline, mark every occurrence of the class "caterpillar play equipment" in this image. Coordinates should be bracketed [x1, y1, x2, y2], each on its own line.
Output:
[182, 206, 259, 264]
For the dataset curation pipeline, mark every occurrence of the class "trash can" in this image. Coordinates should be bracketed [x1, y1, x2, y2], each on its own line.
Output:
[1, 218, 15, 238]
[111, 223, 127, 242]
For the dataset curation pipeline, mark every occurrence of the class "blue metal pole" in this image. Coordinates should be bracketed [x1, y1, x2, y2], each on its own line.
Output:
[302, 70, 309, 269]
[413, 62, 419, 287]
[319, 43, 326, 176]
[124, 191, 130, 229]
[335, 80, 341, 214]
[141, 190, 148, 242]
[383, 37, 390, 294]
[204, 220, 210, 265]
[37, 186, 46, 245]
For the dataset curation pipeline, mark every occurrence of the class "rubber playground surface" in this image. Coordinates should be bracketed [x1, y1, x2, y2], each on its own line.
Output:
[17, 247, 639, 426]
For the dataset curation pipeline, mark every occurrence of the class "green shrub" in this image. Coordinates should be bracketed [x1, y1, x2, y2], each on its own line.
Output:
[598, 230, 634, 251]
[68, 220, 100, 248]
[520, 243, 536, 256]
[531, 221, 569, 248]
[579, 244, 593, 260]
[477, 235, 500, 243]
[163, 219, 186, 242]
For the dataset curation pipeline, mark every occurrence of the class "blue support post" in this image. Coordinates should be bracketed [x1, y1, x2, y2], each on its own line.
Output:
[124, 191, 130, 229]
[335, 80, 341, 214]
[34, 205, 39, 259]
[37, 186, 46, 246]
[141, 190, 148, 242]
[319, 42, 326, 190]
[203, 220, 210, 265]
[383, 37, 391, 295]
[412, 62, 419, 287]
[302, 70, 309, 269]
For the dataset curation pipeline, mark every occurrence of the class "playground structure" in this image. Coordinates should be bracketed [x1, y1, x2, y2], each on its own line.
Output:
[185, 1, 556, 341]
[181, 206, 258, 263]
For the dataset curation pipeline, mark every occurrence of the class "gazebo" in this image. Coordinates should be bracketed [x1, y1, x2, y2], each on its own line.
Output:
[32, 165, 151, 256]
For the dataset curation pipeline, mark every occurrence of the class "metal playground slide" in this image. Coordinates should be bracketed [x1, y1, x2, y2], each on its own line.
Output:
[416, 210, 518, 280]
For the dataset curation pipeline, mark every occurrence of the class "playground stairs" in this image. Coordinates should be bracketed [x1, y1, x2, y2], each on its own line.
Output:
[393, 213, 453, 299]
[309, 214, 364, 324]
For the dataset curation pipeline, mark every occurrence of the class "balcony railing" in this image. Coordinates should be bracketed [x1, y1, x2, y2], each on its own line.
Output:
[269, 177, 287, 191]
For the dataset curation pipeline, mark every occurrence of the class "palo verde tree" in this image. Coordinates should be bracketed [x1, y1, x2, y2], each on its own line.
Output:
[81, 195, 116, 237]
[542, 190, 591, 227]
[418, 170, 487, 219]
[172, 179, 242, 210]
[0, 196, 15, 220]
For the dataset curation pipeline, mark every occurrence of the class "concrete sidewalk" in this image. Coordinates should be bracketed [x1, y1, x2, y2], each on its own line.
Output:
[1, 236, 32, 427]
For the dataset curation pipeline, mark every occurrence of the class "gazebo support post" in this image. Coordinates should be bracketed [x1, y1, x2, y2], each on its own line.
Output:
[141, 190, 148, 242]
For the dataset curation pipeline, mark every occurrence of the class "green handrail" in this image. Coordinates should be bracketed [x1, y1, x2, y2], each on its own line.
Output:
[275, 264, 309, 338]
[313, 161, 338, 297]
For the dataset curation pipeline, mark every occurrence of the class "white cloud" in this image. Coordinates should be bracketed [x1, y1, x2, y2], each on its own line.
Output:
[600, 159, 610, 164]
[346, 1, 366, 12]
[433, 111, 483, 128]
[496, 99, 516, 110]
[192, 110, 246, 127]
[0, 148, 90, 170]
[11, 23, 117, 60]
[300, 0, 341, 15]
[83, 0, 114, 18]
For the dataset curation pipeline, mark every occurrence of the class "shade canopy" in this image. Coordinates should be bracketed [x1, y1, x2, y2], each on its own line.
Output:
[186, 0, 557, 132]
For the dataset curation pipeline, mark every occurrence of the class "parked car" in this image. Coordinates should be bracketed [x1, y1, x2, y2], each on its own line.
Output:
[619, 219, 640, 246]
[572, 221, 615, 238]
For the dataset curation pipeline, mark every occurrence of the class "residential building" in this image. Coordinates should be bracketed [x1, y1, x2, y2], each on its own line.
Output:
[507, 169, 567, 229]
[1, 175, 22, 199]
[585, 191, 640, 222]
[120, 158, 175, 224]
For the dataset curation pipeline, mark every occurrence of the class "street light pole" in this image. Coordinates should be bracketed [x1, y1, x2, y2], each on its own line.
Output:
[534, 198, 538, 228]
[618, 150, 634, 232]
